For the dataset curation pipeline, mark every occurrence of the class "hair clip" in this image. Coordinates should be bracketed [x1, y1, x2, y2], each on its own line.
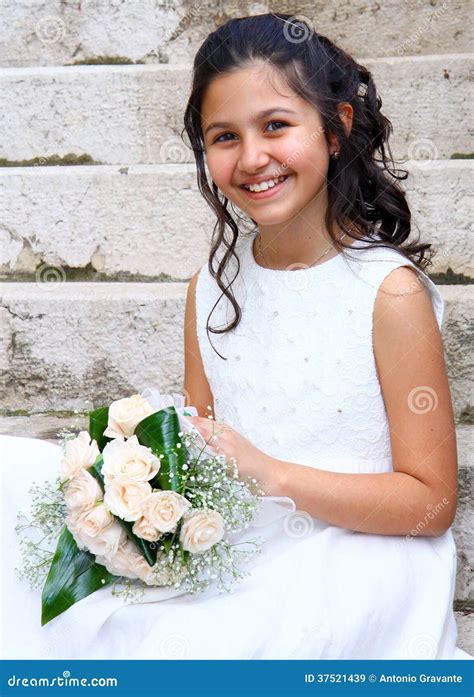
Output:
[357, 82, 368, 98]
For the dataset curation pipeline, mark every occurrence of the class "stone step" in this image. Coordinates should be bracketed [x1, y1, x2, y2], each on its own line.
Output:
[0, 415, 471, 613]
[0, 55, 472, 165]
[0, 163, 212, 280]
[1, 282, 472, 421]
[1, 1, 471, 67]
[455, 611, 473, 655]
[1, 161, 472, 280]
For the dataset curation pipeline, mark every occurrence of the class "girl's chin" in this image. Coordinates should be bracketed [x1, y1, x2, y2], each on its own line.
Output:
[246, 204, 299, 226]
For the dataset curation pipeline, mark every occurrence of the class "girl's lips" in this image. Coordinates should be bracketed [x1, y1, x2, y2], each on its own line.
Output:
[240, 175, 291, 200]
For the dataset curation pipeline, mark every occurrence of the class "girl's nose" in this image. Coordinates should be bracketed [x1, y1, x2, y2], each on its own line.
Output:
[237, 136, 271, 172]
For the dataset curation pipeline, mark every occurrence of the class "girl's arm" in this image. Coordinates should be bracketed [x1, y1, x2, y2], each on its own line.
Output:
[183, 270, 216, 419]
[261, 267, 458, 537]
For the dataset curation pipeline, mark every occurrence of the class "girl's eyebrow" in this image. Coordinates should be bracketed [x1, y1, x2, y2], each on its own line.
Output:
[204, 107, 297, 136]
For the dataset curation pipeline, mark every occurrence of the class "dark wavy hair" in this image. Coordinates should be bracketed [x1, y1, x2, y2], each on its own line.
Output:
[182, 12, 435, 360]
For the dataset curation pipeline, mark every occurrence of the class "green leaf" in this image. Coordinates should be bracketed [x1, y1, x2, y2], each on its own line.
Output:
[87, 454, 157, 567]
[89, 406, 112, 452]
[41, 526, 118, 625]
[179, 546, 190, 566]
[89, 452, 105, 479]
[134, 406, 187, 492]
[161, 533, 174, 555]
[41, 402, 191, 624]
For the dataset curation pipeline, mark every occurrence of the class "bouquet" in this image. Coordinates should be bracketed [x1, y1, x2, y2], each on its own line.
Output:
[15, 388, 264, 625]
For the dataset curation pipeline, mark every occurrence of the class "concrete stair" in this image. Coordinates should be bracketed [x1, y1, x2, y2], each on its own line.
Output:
[0, 282, 472, 418]
[1, 1, 472, 66]
[0, 55, 472, 165]
[0, 162, 472, 279]
[0, 0, 472, 655]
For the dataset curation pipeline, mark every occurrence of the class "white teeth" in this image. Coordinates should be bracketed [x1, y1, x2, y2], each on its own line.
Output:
[244, 175, 287, 192]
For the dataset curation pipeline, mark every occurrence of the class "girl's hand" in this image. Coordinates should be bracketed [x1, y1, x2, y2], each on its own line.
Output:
[186, 415, 273, 490]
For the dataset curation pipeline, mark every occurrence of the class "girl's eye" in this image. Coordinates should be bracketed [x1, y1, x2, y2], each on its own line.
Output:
[266, 120, 288, 132]
[213, 121, 288, 143]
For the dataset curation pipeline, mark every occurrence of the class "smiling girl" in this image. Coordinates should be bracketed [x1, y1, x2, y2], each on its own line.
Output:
[180, 13, 471, 659]
[2, 12, 469, 663]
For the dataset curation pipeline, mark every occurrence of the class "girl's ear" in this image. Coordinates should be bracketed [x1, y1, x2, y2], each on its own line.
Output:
[328, 102, 354, 156]
[337, 102, 354, 137]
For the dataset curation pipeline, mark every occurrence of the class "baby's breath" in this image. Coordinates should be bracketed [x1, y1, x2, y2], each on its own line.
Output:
[57, 428, 81, 453]
[15, 478, 67, 589]
[110, 578, 146, 603]
[180, 429, 264, 534]
[128, 427, 267, 596]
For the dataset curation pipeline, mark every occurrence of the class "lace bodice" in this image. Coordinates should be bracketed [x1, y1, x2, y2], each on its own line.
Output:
[195, 233, 444, 475]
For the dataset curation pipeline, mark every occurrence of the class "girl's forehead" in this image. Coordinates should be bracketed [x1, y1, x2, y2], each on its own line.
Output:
[201, 63, 307, 118]
[205, 62, 292, 100]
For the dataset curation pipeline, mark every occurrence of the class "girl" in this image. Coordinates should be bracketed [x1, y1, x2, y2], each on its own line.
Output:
[181, 13, 471, 659]
[2, 13, 470, 660]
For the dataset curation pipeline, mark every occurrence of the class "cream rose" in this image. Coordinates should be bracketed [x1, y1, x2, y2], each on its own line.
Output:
[103, 479, 152, 522]
[59, 431, 100, 482]
[64, 470, 102, 511]
[141, 490, 191, 534]
[101, 435, 160, 484]
[179, 509, 225, 554]
[67, 516, 125, 557]
[73, 503, 114, 538]
[103, 394, 154, 440]
[132, 516, 162, 542]
[96, 539, 148, 581]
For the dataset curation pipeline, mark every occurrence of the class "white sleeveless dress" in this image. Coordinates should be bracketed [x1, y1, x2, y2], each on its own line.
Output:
[1, 232, 471, 660]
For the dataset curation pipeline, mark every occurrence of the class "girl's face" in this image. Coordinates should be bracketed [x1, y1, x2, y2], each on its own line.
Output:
[201, 61, 335, 227]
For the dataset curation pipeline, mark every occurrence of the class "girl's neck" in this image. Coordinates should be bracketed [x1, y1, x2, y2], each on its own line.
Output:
[254, 220, 362, 270]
